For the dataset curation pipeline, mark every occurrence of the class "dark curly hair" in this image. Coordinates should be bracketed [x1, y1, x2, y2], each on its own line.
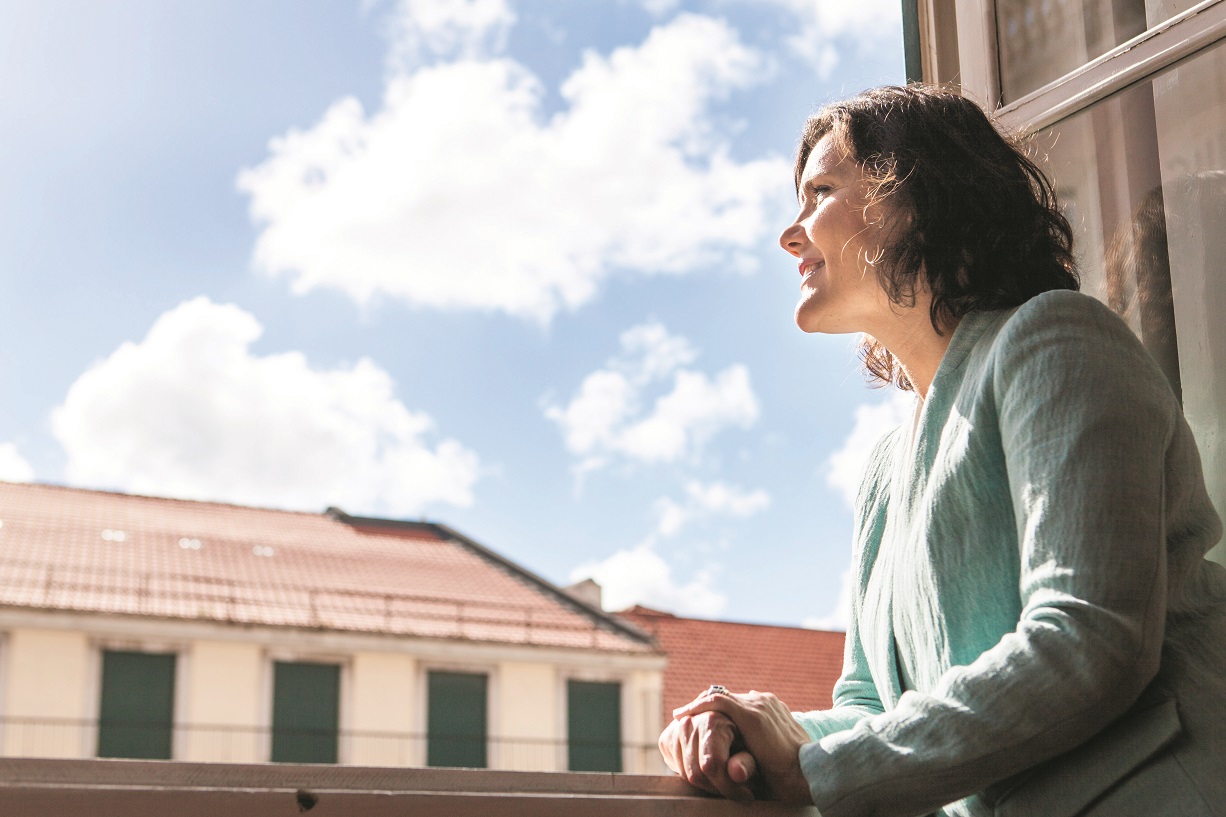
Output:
[795, 85, 1079, 390]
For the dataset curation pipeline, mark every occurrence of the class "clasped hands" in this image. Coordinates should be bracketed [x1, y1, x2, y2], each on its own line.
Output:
[658, 688, 814, 805]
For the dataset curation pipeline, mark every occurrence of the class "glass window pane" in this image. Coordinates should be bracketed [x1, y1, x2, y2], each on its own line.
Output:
[1034, 36, 1226, 563]
[271, 661, 340, 763]
[995, 0, 1191, 102]
[567, 680, 622, 772]
[427, 671, 487, 768]
[1149, 36, 1226, 564]
[97, 651, 175, 759]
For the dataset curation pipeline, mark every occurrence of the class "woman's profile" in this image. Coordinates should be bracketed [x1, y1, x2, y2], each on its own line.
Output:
[659, 85, 1226, 817]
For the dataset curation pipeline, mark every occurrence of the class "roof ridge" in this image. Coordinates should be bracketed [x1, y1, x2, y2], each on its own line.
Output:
[327, 511, 656, 648]
[1, 481, 331, 518]
[621, 607, 844, 634]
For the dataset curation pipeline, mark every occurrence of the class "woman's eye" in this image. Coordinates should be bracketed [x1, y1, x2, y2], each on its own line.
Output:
[809, 185, 832, 199]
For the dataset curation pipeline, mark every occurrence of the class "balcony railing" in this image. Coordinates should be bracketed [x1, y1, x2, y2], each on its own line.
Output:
[0, 716, 663, 773]
[0, 756, 821, 816]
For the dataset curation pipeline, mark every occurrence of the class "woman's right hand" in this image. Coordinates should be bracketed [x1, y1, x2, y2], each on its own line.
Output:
[658, 710, 759, 802]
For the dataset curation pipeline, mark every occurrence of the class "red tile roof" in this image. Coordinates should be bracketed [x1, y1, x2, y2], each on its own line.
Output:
[0, 482, 653, 654]
[617, 606, 845, 722]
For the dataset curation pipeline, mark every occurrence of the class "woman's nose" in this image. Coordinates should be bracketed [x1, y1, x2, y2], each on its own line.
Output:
[779, 222, 805, 257]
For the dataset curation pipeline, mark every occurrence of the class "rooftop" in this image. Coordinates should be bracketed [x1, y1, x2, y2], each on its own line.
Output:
[617, 606, 845, 721]
[0, 482, 653, 654]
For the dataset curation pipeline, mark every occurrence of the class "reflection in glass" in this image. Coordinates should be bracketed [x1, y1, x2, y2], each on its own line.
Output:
[1032, 37, 1226, 562]
[997, 0, 1146, 101]
[1151, 38, 1226, 563]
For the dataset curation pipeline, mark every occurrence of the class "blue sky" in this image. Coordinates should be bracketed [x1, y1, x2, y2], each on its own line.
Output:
[0, 0, 908, 628]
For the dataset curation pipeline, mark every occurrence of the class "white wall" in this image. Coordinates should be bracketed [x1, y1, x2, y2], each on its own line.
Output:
[348, 651, 417, 767]
[495, 662, 559, 771]
[0, 614, 665, 772]
[2, 629, 91, 758]
[182, 640, 262, 763]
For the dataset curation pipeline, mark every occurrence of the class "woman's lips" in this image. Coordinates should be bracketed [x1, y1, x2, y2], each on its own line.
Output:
[799, 259, 824, 280]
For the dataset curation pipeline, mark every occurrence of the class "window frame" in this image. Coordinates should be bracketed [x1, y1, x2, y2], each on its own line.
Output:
[919, 0, 1226, 136]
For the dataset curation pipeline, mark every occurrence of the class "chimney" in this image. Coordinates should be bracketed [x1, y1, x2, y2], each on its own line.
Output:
[564, 578, 603, 610]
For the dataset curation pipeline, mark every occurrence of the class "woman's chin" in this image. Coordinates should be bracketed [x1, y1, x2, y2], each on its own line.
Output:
[795, 307, 835, 334]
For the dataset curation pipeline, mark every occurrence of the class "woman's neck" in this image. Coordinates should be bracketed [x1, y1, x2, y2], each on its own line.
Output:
[870, 300, 957, 400]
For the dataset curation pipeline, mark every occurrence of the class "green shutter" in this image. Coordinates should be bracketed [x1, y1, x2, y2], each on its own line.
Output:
[271, 661, 340, 763]
[427, 671, 487, 768]
[97, 650, 176, 759]
[902, 0, 923, 85]
[567, 680, 621, 772]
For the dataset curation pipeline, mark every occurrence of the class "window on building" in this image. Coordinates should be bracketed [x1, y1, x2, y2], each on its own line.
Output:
[567, 679, 622, 772]
[271, 661, 340, 763]
[426, 670, 487, 768]
[97, 650, 176, 759]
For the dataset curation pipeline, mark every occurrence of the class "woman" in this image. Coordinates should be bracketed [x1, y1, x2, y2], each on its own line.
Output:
[659, 85, 1226, 817]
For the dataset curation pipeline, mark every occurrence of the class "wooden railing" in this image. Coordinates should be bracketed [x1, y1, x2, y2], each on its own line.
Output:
[0, 757, 821, 816]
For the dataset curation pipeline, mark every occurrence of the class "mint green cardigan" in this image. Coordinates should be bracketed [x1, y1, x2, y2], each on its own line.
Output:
[795, 291, 1226, 817]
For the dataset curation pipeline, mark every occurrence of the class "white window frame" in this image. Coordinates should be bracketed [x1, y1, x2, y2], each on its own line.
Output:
[920, 0, 1226, 135]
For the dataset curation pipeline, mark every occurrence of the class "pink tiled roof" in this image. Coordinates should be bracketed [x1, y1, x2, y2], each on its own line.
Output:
[617, 606, 845, 722]
[0, 482, 653, 654]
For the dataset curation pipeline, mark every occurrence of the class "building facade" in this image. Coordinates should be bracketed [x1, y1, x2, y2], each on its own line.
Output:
[0, 482, 666, 772]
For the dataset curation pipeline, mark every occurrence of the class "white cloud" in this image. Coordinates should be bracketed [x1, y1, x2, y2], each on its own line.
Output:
[803, 566, 851, 631]
[632, 0, 902, 78]
[545, 321, 759, 472]
[773, 0, 905, 77]
[570, 543, 726, 616]
[0, 443, 35, 483]
[638, 0, 681, 14]
[655, 479, 770, 537]
[50, 297, 480, 516]
[238, 13, 788, 323]
[825, 390, 913, 509]
[383, 0, 515, 70]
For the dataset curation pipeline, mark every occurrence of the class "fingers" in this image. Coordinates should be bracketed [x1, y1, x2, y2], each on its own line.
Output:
[680, 718, 718, 795]
[697, 713, 753, 802]
[673, 691, 740, 722]
[670, 690, 814, 806]
[658, 719, 682, 774]
[658, 711, 754, 801]
[700, 714, 755, 802]
[727, 750, 758, 784]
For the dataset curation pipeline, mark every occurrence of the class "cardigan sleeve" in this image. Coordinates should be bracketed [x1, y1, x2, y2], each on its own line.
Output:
[799, 292, 1180, 817]
[794, 427, 899, 740]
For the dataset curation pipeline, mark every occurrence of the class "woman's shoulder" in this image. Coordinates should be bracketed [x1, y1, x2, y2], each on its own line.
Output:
[989, 289, 1148, 365]
[1005, 289, 1121, 333]
[981, 289, 1177, 410]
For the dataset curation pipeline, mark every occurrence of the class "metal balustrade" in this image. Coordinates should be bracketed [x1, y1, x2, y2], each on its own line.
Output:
[0, 716, 664, 773]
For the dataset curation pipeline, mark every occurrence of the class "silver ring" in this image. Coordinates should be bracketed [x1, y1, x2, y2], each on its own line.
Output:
[706, 684, 728, 696]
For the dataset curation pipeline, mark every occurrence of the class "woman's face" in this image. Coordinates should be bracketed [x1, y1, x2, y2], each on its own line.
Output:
[779, 133, 894, 335]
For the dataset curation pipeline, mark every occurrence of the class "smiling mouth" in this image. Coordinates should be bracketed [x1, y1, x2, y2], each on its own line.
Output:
[799, 260, 824, 279]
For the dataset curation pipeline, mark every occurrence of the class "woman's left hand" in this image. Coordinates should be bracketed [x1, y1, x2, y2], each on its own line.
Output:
[673, 689, 814, 805]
